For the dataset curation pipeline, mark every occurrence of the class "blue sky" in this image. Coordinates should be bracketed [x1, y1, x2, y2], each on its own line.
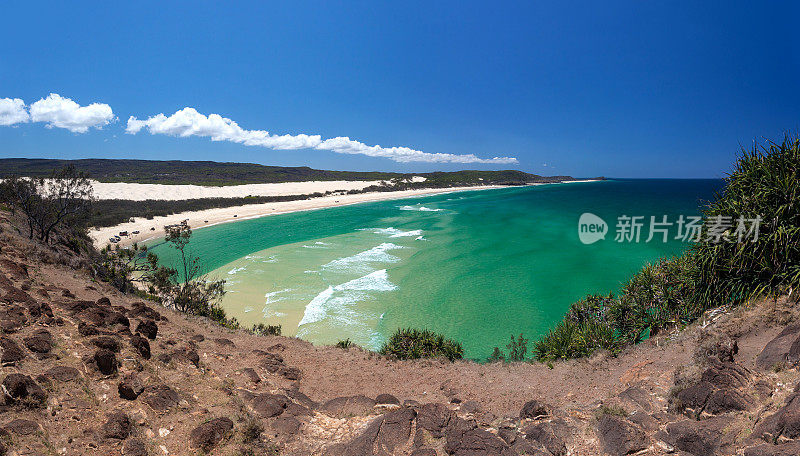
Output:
[1, 1, 798, 178]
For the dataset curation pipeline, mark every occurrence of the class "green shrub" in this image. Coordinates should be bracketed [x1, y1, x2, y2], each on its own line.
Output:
[250, 323, 281, 336]
[380, 328, 464, 361]
[692, 134, 800, 308]
[335, 338, 353, 349]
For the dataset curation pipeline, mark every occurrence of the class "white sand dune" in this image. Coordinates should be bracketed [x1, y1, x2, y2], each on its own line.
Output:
[90, 180, 385, 201]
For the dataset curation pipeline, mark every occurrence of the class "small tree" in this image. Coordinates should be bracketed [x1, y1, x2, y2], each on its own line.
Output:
[506, 333, 529, 362]
[157, 222, 228, 319]
[0, 165, 94, 243]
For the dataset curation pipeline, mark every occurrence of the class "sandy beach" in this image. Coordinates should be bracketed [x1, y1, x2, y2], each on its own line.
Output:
[89, 184, 508, 249]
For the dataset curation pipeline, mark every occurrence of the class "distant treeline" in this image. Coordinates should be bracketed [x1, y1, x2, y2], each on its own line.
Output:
[0, 158, 589, 187]
[89, 175, 576, 227]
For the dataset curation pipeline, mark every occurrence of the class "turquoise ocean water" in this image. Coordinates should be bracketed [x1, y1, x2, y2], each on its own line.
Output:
[147, 179, 722, 358]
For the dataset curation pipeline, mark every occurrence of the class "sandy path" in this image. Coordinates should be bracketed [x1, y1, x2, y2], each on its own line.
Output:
[89, 185, 507, 249]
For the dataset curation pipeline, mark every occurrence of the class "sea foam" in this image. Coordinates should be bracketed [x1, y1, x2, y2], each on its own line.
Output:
[322, 242, 404, 273]
[360, 227, 424, 238]
[298, 269, 396, 327]
[398, 205, 443, 212]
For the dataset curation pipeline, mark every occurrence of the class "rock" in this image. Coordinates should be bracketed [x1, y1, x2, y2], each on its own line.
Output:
[618, 386, 654, 412]
[321, 395, 376, 418]
[102, 411, 132, 439]
[142, 385, 180, 411]
[241, 368, 260, 383]
[701, 362, 749, 389]
[22, 329, 53, 354]
[136, 320, 158, 340]
[213, 338, 235, 347]
[123, 438, 148, 456]
[279, 365, 302, 381]
[744, 441, 800, 456]
[1, 373, 46, 405]
[520, 399, 550, 419]
[375, 393, 400, 406]
[4, 419, 40, 435]
[443, 417, 478, 454]
[524, 419, 571, 456]
[96, 297, 112, 307]
[410, 449, 437, 456]
[92, 335, 121, 352]
[756, 325, 800, 370]
[171, 347, 199, 367]
[673, 380, 714, 416]
[44, 366, 80, 382]
[190, 334, 205, 342]
[130, 334, 151, 359]
[252, 393, 289, 418]
[268, 415, 301, 438]
[447, 427, 509, 456]
[78, 321, 99, 336]
[417, 403, 455, 438]
[596, 415, 649, 456]
[662, 416, 733, 456]
[461, 400, 481, 414]
[119, 374, 144, 400]
[94, 348, 118, 375]
[376, 408, 416, 453]
[704, 388, 751, 414]
[190, 417, 233, 451]
[0, 337, 25, 364]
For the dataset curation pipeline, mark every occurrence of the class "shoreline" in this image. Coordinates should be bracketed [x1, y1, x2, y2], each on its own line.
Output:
[89, 185, 506, 249]
[89, 180, 601, 249]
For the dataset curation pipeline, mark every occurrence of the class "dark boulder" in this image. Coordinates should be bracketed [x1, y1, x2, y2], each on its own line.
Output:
[744, 441, 800, 456]
[130, 334, 151, 359]
[241, 368, 260, 383]
[0, 337, 25, 365]
[102, 411, 132, 439]
[1, 373, 46, 406]
[190, 417, 233, 451]
[524, 419, 571, 456]
[320, 395, 376, 418]
[23, 329, 53, 354]
[596, 415, 649, 456]
[136, 319, 158, 340]
[123, 438, 148, 456]
[92, 335, 121, 353]
[756, 325, 800, 370]
[416, 403, 455, 438]
[4, 419, 40, 435]
[520, 399, 550, 419]
[94, 348, 118, 375]
[662, 416, 733, 456]
[119, 374, 144, 400]
[142, 384, 180, 411]
[376, 393, 400, 406]
[252, 393, 289, 418]
[44, 366, 80, 383]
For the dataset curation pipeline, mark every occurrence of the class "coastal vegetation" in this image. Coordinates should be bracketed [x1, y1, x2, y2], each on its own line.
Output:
[0, 158, 575, 187]
[533, 134, 800, 361]
[96, 222, 237, 329]
[379, 328, 464, 361]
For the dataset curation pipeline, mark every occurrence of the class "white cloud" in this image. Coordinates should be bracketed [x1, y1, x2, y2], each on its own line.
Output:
[0, 98, 30, 126]
[29, 93, 115, 133]
[127, 107, 518, 164]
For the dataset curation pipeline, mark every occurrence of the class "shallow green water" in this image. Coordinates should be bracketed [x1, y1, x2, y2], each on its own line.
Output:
[148, 179, 722, 358]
